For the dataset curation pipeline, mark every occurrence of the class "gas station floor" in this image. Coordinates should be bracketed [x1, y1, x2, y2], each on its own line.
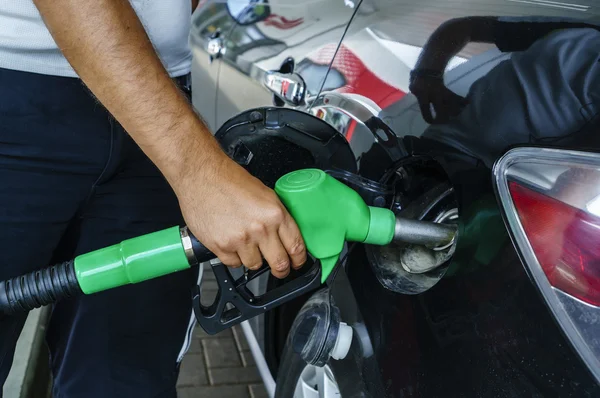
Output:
[176, 264, 269, 398]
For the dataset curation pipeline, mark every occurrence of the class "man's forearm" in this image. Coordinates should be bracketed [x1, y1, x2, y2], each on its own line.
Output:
[33, 0, 225, 188]
[32, 0, 308, 278]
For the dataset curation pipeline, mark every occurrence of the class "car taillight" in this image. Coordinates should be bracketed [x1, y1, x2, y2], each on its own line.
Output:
[509, 181, 600, 306]
[494, 147, 600, 384]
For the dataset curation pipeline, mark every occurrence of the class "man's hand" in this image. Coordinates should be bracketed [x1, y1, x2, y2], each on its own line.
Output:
[176, 155, 306, 279]
[33, 0, 306, 277]
[409, 76, 468, 124]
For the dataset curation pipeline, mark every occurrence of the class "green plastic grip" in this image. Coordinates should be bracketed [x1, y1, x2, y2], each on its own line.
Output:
[275, 169, 395, 283]
[74, 226, 190, 294]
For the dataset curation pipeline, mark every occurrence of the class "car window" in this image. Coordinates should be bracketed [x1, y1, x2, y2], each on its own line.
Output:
[311, 0, 600, 167]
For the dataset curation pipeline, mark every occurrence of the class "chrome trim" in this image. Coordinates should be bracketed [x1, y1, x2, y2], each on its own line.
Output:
[493, 146, 600, 385]
[180, 227, 198, 266]
[206, 37, 224, 62]
[310, 92, 378, 124]
[308, 91, 405, 172]
[262, 71, 306, 106]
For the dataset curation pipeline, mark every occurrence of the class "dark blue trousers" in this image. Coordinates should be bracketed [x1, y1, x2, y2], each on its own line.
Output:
[0, 67, 199, 397]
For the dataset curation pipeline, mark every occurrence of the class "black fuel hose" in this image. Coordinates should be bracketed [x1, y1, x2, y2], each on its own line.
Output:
[0, 260, 81, 315]
[0, 227, 214, 316]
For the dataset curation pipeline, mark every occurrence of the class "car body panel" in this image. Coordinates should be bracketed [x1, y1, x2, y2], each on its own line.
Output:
[191, 0, 600, 396]
[191, 0, 239, 132]
[319, 0, 600, 396]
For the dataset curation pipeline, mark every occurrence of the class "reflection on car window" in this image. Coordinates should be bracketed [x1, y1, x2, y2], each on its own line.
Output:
[319, 1, 600, 168]
[416, 16, 600, 166]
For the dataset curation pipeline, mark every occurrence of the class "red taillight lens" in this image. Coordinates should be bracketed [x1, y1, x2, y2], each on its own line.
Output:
[509, 181, 600, 306]
[495, 148, 600, 383]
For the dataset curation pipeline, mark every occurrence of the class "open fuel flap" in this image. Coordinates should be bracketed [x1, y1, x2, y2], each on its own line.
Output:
[214, 107, 357, 188]
[195, 107, 358, 334]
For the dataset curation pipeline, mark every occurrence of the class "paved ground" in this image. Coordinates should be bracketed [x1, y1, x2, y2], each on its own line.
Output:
[176, 264, 269, 398]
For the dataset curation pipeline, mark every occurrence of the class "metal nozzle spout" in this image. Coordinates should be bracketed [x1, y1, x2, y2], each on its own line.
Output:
[393, 216, 457, 249]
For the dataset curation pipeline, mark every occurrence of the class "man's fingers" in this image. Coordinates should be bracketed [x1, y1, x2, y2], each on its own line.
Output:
[237, 245, 263, 271]
[217, 251, 243, 268]
[259, 234, 291, 279]
[278, 214, 307, 270]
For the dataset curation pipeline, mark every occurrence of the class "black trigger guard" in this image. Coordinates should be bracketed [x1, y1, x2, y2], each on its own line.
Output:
[193, 260, 322, 335]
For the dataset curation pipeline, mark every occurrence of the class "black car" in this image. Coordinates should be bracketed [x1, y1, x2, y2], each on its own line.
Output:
[190, 0, 600, 396]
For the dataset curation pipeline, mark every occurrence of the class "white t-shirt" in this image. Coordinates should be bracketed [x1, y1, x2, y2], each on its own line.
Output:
[0, 0, 192, 78]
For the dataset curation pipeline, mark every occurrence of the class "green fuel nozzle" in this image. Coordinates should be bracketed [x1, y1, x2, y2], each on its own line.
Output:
[0, 168, 455, 326]
[275, 169, 396, 282]
[75, 169, 398, 292]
